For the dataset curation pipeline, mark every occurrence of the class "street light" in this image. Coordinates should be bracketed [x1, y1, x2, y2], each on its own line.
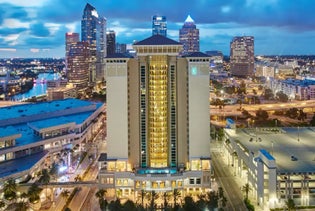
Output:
[298, 126, 301, 142]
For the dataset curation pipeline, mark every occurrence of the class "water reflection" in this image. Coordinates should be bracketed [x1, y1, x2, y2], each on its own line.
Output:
[12, 73, 60, 101]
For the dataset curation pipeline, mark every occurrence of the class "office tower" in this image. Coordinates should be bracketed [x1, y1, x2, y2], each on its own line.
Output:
[179, 15, 199, 55]
[106, 30, 116, 55]
[65, 33, 79, 58]
[115, 43, 127, 54]
[152, 15, 167, 37]
[81, 3, 106, 85]
[66, 41, 90, 92]
[65, 33, 79, 76]
[99, 35, 211, 198]
[230, 36, 255, 77]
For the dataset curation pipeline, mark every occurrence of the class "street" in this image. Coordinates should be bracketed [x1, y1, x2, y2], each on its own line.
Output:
[211, 151, 248, 211]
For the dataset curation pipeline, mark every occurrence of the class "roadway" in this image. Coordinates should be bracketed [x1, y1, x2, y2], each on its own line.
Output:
[210, 99, 315, 116]
[211, 151, 248, 211]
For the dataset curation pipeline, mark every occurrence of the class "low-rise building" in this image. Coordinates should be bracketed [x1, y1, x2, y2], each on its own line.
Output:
[222, 127, 315, 209]
[0, 98, 105, 183]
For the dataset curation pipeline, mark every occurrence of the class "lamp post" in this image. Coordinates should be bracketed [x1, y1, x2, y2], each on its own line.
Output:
[298, 126, 300, 142]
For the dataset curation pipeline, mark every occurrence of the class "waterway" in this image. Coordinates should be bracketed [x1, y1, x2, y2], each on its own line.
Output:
[12, 72, 60, 101]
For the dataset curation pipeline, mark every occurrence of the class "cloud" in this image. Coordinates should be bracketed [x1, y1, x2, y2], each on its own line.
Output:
[0, 48, 16, 52]
[30, 48, 40, 53]
[29, 22, 50, 37]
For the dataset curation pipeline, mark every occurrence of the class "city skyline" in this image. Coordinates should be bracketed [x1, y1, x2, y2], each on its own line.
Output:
[1, 0, 315, 58]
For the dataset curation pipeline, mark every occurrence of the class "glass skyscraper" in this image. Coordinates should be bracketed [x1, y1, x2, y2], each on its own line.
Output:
[81, 3, 106, 85]
[179, 15, 200, 55]
[152, 15, 167, 37]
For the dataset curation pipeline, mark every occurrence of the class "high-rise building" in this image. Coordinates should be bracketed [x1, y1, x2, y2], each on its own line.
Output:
[152, 15, 167, 37]
[67, 41, 90, 92]
[115, 43, 127, 54]
[106, 30, 116, 55]
[99, 35, 211, 199]
[230, 36, 255, 77]
[81, 3, 106, 85]
[65, 33, 79, 58]
[179, 15, 199, 55]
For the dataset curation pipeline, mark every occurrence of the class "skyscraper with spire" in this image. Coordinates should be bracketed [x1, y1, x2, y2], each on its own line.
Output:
[152, 15, 167, 37]
[179, 15, 199, 55]
[81, 3, 106, 86]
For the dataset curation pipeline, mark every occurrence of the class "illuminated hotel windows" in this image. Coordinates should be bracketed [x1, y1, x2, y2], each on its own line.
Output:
[148, 55, 168, 167]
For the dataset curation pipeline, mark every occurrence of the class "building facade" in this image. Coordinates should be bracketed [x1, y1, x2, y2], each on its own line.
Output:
[0, 99, 105, 183]
[99, 35, 211, 200]
[222, 127, 315, 209]
[106, 30, 116, 55]
[65, 32, 79, 61]
[179, 15, 199, 55]
[230, 36, 255, 77]
[66, 41, 90, 92]
[81, 3, 106, 85]
[152, 15, 167, 37]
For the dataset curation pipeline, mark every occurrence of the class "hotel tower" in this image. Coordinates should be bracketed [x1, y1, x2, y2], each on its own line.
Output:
[99, 34, 211, 199]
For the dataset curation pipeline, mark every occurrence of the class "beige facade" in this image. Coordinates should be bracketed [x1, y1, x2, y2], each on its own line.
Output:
[101, 35, 211, 198]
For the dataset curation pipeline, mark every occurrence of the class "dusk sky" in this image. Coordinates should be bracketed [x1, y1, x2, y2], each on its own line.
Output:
[0, 0, 315, 58]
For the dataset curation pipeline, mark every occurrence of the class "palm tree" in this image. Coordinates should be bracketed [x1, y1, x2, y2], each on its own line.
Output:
[74, 174, 82, 182]
[14, 201, 29, 211]
[108, 199, 123, 211]
[285, 198, 296, 211]
[49, 162, 59, 180]
[149, 191, 158, 211]
[61, 189, 70, 202]
[3, 178, 17, 201]
[38, 169, 50, 201]
[0, 200, 6, 210]
[123, 199, 137, 211]
[163, 191, 171, 209]
[95, 189, 107, 211]
[242, 183, 252, 200]
[173, 188, 181, 209]
[27, 183, 43, 203]
[64, 207, 71, 211]
[183, 196, 196, 211]
[140, 190, 146, 208]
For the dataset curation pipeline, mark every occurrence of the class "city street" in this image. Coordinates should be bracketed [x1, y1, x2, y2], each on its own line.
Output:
[211, 151, 248, 211]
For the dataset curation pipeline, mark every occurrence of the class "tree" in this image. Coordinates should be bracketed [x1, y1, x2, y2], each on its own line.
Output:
[14, 201, 29, 211]
[147, 191, 158, 211]
[38, 169, 50, 184]
[285, 198, 296, 211]
[49, 162, 59, 180]
[61, 189, 70, 201]
[286, 108, 299, 119]
[163, 192, 171, 209]
[95, 189, 107, 211]
[183, 196, 196, 211]
[0, 200, 6, 210]
[64, 208, 72, 211]
[27, 183, 42, 203]
[256, 108, 269, 121]
[276, 91, 289, 102]
[139, 190, 146, 208]
[74, 174, 82, 182]
[242, 183, 252, 200]
[217, 187, 227, 209]
[216, 128, 225, 142]
[263, 88, 274, 100]
[123, 200, 137, 211]
[38, 169, 50, 201]
[310, 113, 315, 126]
[173, 189, 181, 210]
[3, 178, 17, 201]
[108, 199, 123, 211]
[207, 190, 218, 210]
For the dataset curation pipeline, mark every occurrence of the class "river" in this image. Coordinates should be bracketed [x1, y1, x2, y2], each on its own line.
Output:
[12, 72, 61, 101]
